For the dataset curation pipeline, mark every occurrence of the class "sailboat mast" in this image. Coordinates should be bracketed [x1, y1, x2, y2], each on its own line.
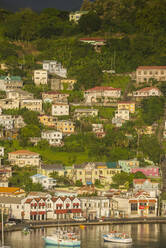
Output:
[1, 208, 4, 247]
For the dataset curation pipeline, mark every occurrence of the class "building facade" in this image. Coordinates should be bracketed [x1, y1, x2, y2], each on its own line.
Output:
[8, 150, 40, 167]
[118, 102, 135, 114]
[84, 86, 121, 104]
[52, 104, 69, 116]
[42, 91, 69, 104]
[74, 108, 98, 120]
[20, 99, 42, 112]
[41, 130, 63, 146]
[136, 66, 166, 83]
[133, 87, 162, 98]
[55, 120, 75, 134]
[33, 70, 48, 85]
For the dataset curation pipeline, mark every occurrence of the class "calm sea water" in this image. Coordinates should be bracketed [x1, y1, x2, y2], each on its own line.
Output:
[2, 224, 166, 248]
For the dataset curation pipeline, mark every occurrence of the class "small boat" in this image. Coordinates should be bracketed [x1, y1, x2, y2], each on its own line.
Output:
[103, 232, 132, 244]
[22, 227, 31, 235]
[43, 232, 81, 247]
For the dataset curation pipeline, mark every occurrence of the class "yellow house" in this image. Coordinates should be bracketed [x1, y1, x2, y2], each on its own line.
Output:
[60, 79, 76, 90]
[73, 162, 121, 185]
[118, 102, 135, 113]
[38, 164, 73, 180]
[38, 115, 56, 127]
[55, 120, 75, 134]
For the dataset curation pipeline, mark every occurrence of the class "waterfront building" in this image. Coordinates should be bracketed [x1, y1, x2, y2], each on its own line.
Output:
[113, 191, 158, 218]
[80, 197, 111, 220]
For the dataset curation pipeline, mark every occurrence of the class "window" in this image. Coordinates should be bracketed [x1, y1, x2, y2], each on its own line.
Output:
[131, 203, 137, 211]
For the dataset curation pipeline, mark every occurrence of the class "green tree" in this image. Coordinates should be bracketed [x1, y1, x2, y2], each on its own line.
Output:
[78, 12, 101, 34]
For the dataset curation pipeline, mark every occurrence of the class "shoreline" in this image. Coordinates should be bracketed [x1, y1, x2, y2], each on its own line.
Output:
[3, 217, 166, 232]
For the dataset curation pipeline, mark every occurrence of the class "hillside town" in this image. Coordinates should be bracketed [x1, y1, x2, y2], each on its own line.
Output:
[0, 2, 166, 233]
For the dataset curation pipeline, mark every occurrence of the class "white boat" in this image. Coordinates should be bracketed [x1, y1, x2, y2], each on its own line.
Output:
[103, 232, 132, 244]
[43, 232, 81, 247]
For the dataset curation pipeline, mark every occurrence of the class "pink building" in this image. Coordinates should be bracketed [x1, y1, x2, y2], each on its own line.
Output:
[131, 167, 160, 177]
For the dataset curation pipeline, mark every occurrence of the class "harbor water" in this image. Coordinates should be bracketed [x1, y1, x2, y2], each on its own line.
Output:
[2, 223, 166, 248]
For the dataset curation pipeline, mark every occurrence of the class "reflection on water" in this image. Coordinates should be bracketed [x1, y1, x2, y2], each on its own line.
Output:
[2, 224, 166, 248]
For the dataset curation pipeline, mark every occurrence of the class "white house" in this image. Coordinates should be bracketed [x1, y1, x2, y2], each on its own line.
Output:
[133, 179, 159, 192]
[30, 174, 56, 189]
[0, 115, 14, 129]
[34, 70, 48, 85]
[0, 146, 4, 157]
[52, 104, 69, 116]
[80, 197, 111, 220]
[84, 86, 121, 104]
[133, 87, 162, 98]
[41, 130, 63, 146]
[115, 109, 129, 121]
[43, 60, 67, 78]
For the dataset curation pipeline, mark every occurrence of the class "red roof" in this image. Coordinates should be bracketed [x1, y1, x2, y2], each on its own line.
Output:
[8, 150, 39, 155]
[137, 66, 166, 69]
[80, 38, 106, 42]
[85, 86, 121, 92]
[136, 87, 160, 92]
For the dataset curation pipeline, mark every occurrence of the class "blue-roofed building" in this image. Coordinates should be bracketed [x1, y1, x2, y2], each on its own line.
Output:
[30, 174, 56, 189]
[0, 75, 23, 91]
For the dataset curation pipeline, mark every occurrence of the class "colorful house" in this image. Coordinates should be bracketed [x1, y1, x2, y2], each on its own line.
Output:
[118, 102, 135, 113]
[131, 167, 160, 177]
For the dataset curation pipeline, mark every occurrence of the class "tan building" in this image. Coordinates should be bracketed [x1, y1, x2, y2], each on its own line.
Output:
[0, 76, 23, 91]
[42, 91, 69, 104]
[55, 120, 75, 134]
[84, 86, 121, 104]
[38, 115, 56, 127]
[74, 108, 98, 120]
[34, 69, 48, 85]
[136, 66, 166, 83]
[20, 99, 42, 112]
[0, 99, 19, 110]
[8, 150, 40, 167]
[52, 104, 69, 116]
[6, 89, 34, 100]
[118, 102, 135, 113]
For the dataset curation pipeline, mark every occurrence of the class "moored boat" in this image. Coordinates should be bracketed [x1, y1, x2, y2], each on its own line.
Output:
[43, 232, 81, 247]
[103, 232, 132, 244]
